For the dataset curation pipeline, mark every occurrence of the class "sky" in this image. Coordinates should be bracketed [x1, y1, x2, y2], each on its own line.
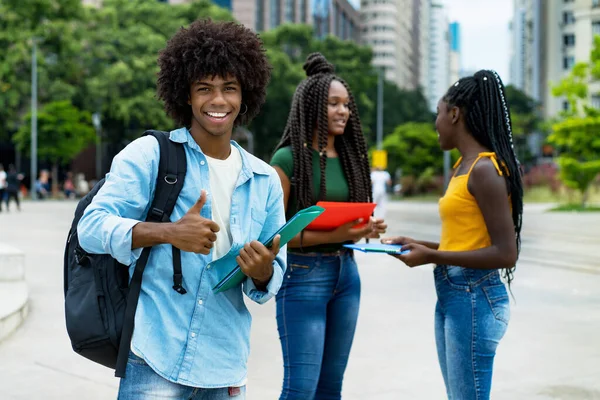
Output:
[347, 0, 514, 83]
[446, 0, 513, 82]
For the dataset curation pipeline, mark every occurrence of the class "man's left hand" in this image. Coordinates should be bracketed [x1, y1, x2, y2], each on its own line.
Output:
[237, 235, 281, 287]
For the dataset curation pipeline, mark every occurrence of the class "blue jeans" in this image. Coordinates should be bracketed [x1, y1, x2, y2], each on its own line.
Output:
[276, 250, 361, 400]
[434, 265, 510, 400]
[118, 352, 246, 400]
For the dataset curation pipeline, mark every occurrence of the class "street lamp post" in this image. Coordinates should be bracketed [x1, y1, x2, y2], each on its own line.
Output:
[30, 38, 38, 200]
[376, 67, 384, 150]
[92, 112, 102, 180]
[443, 151, 451, 189]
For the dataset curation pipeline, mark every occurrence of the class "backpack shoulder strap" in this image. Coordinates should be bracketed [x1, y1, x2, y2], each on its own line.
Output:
[144, 130, 188, 294]
[115, 130, 187, 378]
[144, 130, 187, 223]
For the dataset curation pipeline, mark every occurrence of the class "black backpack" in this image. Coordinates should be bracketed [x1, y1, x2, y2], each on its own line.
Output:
[64, 130, 187, 378]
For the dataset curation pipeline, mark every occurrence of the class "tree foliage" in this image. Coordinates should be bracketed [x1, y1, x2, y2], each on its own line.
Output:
[381, 122, 458, 177]
[550, 36, 600, 206]
[1, 1, 436, 173]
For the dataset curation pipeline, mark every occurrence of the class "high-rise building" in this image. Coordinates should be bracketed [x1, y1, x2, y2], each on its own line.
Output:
[509, 0, 600, 118]
[449, 21, 461, 85]
[360, 0, 417, 89]
[82, 1, 361, 42]
[361, 0, 400, 85]
[211, 0, 361, 41]
[418, 0, 431, 93]
[426, 0, 450, 111]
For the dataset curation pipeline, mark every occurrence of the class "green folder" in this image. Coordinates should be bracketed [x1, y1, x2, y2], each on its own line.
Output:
[212, 205, 325, 293]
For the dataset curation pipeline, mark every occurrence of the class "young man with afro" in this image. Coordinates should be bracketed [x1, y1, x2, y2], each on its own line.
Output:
[77, 20, 286, 399]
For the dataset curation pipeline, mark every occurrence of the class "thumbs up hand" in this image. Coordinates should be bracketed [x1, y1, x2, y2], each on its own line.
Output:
[170, 190, 220, 254]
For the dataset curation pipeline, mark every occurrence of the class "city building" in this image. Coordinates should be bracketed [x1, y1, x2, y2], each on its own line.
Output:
[426, 0, 450, 111]
[360, 0, 420, 89]
[83, 0, 360, 41]
[449, 21, 461, 85]
[213, 0, 361, 41]
[510, 0, 600, 118]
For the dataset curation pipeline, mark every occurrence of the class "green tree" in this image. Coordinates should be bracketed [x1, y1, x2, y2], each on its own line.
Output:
[255, 24, 433, 160]
[0, 0, 90, 140]
[549, 36, 600, 206]
[504, 85, 543, 165]
[367, 82, 433, 145]
[13, 100, 96, 194]
[81, 0, 234, 149]
[381, 122, 459, 195]
[249, 48, 305, 160]
[381, 122, 456, 177]
[255, 24, 378, 159]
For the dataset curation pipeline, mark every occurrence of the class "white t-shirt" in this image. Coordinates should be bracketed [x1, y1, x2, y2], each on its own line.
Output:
[205, 145, 243, 261]
[371, 170, 391, 194]
[0, 170, 6, 190]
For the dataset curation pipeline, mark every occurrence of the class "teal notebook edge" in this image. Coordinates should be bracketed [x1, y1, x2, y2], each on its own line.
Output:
[343, 243, 410, 255]
[212, 206, 325, 293]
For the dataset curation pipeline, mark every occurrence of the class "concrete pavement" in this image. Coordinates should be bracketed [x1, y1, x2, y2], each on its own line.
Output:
[0, 200, 599, 399]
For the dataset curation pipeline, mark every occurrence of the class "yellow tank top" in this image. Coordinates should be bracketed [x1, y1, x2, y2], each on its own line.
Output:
[438, 152, 506, 252]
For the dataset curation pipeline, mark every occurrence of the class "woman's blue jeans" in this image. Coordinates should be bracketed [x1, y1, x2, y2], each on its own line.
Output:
[276, 250, 361, 400]
[434, 265, 510, 400]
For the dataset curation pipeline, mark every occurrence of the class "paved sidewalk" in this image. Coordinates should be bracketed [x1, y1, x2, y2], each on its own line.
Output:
[0, 201, 599, 399]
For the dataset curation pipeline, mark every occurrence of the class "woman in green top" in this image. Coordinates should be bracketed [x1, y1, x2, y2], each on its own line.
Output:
[270, 53, 387, 400]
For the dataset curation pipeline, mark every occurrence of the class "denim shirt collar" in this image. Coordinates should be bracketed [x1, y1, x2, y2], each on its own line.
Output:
[169, 127, 271, 179]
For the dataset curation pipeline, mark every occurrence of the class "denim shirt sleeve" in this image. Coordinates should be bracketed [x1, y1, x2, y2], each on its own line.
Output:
[243, 171, 286, 304]
[77, 136, 159, 266]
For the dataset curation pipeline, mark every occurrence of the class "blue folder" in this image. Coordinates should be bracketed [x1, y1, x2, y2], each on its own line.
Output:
[343, 243, 410, 255]
[212, 205, 325, 293]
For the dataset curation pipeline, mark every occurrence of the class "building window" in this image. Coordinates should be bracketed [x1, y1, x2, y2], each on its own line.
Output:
[563, 11, 575, 25]
[592, 95, 600, 109]
[563, 56, 575, 69]
[563, 101, 570, 111]
[563, 34, 575, 46]
[300, 0, 307, 22]
[594, 0, 600, 8]
[564, 0, 574, 3]
[270, 0, 281, 28]
[256, 0, 264, 31]
[313, 0, 331, 38]
[285, 0, 295, 22]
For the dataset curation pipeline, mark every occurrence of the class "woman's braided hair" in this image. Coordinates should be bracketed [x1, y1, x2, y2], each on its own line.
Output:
[444, 70, 524, 284]
[274, 53, 372, 210]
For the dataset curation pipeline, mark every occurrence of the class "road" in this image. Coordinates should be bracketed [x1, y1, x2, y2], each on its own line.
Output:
[0, 200, 599, 399]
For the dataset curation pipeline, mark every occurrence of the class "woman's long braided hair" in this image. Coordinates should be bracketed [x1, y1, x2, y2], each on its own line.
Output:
[273, 53, 372, 212]
[444, 70, 524, 284]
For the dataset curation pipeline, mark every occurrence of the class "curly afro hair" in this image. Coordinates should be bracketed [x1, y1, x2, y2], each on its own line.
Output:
[157, 19, 272, 127]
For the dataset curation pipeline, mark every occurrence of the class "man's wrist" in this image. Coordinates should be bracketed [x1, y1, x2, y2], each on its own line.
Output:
[159, 223, 175, 246]
[251, 268, 274, 291]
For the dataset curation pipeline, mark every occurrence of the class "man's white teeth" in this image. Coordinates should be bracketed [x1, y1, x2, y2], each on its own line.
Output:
[207, 112, 227, 118]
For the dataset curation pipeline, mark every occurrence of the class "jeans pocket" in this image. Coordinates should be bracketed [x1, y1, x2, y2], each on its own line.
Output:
[442, 266, 470, 291]
[285, 254, 318, 278]
[287, 262, 316, 277]
[127, 351, 147, 366]
[483, 284, 510, 325]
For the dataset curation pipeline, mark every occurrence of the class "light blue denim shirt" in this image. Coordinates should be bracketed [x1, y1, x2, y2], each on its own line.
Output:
[77, 128, 286, 388]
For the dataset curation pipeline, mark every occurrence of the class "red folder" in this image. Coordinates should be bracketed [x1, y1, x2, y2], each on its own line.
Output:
[306, 201, 376, 231]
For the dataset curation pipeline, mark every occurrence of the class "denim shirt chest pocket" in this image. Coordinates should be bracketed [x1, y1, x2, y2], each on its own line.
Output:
[249, 207, 267, 242]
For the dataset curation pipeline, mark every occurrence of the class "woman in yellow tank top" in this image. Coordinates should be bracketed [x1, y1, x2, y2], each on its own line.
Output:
[383, 70, 523, 400]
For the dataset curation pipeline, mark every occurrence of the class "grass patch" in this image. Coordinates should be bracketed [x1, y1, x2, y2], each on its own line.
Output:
[549, 204, 600, 212]
[523, 185, 600, 205]
[391, 185, 600, 208]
